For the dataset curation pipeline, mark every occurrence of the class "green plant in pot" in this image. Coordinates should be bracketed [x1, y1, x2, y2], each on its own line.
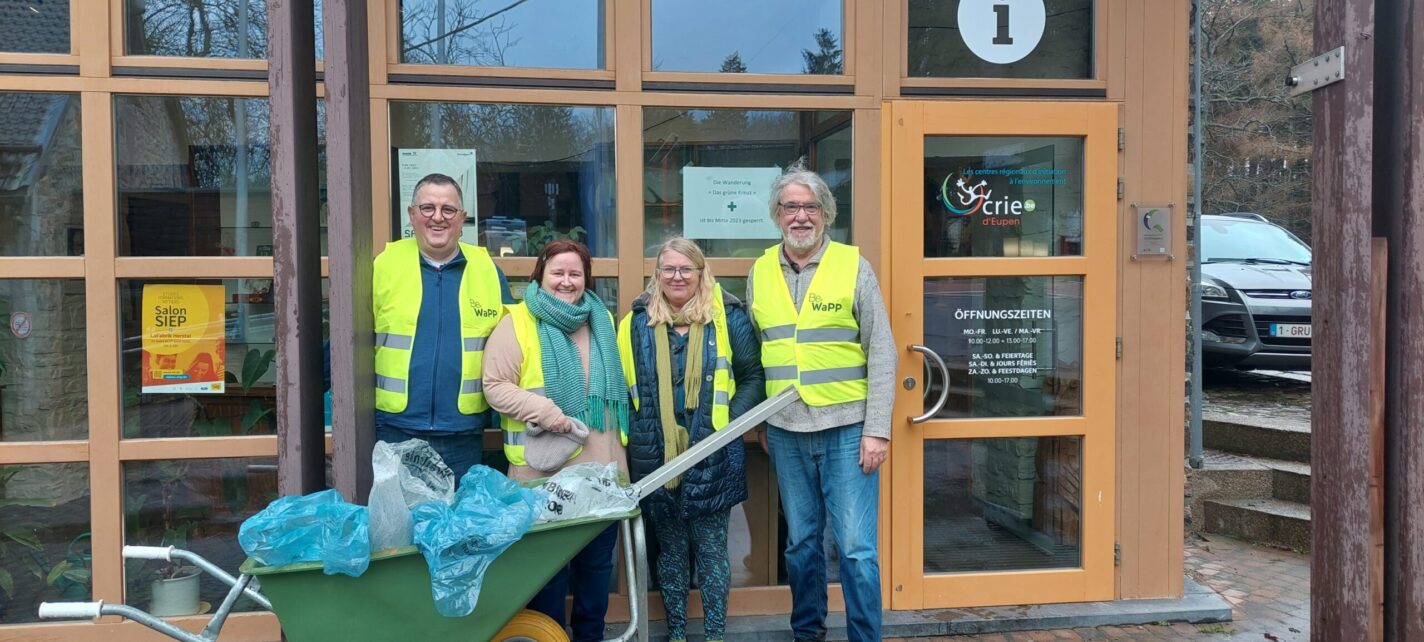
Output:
[127, 461, 204, 617]
[0, 466, 60, 610]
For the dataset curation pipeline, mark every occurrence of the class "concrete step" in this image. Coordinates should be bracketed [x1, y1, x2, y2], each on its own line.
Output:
[1202, 412, 1311, 464]
[1203, 497, 1311, 552]
[1263, 458, 1311, 504]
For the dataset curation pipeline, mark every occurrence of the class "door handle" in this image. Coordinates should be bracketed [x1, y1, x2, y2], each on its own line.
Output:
[909, 344, 950, 424]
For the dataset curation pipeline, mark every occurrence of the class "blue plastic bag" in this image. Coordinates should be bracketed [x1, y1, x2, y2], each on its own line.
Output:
[239, 489, 372, 577]
[411, 466, 546, 617]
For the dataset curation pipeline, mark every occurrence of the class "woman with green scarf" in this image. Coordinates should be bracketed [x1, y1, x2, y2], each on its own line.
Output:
[483, 239, 629, 642]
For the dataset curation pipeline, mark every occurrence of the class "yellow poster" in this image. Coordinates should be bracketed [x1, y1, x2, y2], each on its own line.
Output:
[141, 284, 226, 394]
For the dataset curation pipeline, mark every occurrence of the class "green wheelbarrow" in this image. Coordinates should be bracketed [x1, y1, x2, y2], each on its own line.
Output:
[39, 388, 799, 642]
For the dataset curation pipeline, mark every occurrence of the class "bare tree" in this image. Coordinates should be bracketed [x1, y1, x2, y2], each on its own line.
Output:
[1199, 0, 1314, 242]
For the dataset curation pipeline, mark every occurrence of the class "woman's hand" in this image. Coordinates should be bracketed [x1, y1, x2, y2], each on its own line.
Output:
[543, 417, 574, 433]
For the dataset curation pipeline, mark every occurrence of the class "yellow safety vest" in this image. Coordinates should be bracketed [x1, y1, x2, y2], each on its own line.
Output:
[499, 302, 624, 468]
[750, 241, 868, 406]
[617, 284, 737, 430]
[372, 239, 504, 414]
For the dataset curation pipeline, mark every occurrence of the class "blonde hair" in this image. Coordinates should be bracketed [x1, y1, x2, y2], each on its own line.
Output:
[646, 237, 718, 327]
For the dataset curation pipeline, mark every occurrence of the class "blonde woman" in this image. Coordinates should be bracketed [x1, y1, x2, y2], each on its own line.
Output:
[617, 237, 764, 642]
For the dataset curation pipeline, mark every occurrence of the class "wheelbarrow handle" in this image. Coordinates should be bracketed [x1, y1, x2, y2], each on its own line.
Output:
[124, 545, 175, 561]
[38, 601, 103, 620]
[631, 387, 800, 499]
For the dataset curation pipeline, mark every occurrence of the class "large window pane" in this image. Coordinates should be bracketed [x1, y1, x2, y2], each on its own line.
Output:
[0, 92, 84, 257]
[650, 0, 843, 74]
[115, 96, 328, 257]
[0, 463, 91, 625]
[119, 279, 330, 439]
[924, 437, 1081, 573]
[124, 458, 275, 613]
[924, 276, 1083, 419]
[0, 280, 87, 442]
[0, 1, 70, 54]
[125, 1, 325, 59]
[399, 0, 603, 68]
[924, 136, 1084, 258]
[643, 109, 852, 257]
[908, 0, 1093, 79]
[389, 102, 616, 257]
[126, 0, 266, 57]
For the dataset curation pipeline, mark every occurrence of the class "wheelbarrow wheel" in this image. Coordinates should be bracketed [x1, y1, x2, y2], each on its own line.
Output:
[493, 609, 569, 642]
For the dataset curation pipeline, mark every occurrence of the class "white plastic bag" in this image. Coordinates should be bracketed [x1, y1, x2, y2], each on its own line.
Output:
[368, 439, 456, 550]
[535, 462, 638, 524]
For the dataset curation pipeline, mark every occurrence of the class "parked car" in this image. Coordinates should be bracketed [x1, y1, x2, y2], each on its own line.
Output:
[1199, 213, 1312, 370]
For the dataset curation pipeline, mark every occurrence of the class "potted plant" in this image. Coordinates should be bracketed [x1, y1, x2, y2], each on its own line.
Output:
[127, 461, 204, 617]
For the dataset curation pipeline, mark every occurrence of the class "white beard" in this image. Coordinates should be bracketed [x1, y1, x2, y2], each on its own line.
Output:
[784, 230, 823, 254]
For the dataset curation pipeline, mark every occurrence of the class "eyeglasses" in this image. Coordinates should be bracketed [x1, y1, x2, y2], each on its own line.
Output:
[779, 202, 822, 215]
[658, 266, 701, 279]
[415, 204, 463, 220]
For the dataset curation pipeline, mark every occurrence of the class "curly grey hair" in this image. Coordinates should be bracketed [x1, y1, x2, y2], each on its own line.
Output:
[767, 158, 838, 228]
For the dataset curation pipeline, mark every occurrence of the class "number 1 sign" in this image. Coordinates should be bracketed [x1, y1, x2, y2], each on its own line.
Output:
[958, 0, 1047, 65]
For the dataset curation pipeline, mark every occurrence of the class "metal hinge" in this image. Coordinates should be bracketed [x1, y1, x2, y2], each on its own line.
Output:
[1114, 542, 1121, 566]
[1117, 128, 1125, 150]
[1117, 178, 1124, 200]
[1116, 337, 1122, 359]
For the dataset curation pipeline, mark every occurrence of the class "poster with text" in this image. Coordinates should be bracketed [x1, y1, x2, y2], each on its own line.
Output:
[142, 284, 226, 394]
[682, 166, 782, 239]
[396, 148, 479, 244]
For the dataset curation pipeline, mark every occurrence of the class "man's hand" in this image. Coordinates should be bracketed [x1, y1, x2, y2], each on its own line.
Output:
[757, 428, 770, 456]
[859, 435, 889, 474]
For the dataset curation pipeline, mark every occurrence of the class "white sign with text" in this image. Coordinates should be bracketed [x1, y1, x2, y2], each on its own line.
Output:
[958, 0, 1046, 65]
[396, 148, 480, 244]
[682, 166, 782, 240]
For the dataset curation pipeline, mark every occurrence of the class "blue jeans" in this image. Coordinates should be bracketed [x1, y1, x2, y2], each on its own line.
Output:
[374, 425, 484, 480]
[528, 524, 619, 642]
[768, 423, 881, 642]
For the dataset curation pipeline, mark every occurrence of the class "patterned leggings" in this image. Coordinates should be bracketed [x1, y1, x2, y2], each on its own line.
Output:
[650, 509, 731, 641]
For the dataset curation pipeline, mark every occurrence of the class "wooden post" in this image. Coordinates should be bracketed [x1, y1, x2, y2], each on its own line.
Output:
[324, 0, 377, 504]
[1378, 0, 1424, 639]
[1310, 0, 1377, 639]
[268, 0, 326, 495]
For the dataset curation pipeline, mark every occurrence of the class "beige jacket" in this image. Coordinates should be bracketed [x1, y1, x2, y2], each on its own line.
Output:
[482, 314, 629, 482]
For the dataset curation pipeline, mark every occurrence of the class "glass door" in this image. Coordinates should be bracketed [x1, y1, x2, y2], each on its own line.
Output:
[887, 101, 1118, 608]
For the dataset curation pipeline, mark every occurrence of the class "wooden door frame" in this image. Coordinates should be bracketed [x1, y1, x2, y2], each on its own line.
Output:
[885, 100, 1118, 609]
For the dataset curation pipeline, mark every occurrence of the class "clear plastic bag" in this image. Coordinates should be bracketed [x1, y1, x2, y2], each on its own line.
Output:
[238, 489, 371, 577]
[368, 439, 457, 551]
[410, 466, 546, 617]
[535, 462, 638, 524]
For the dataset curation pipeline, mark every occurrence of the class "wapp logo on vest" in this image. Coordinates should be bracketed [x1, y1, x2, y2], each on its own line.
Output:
[808, 293, 843, 313]
[467, 300, 499, 318]
[939, 169, 1038, 227]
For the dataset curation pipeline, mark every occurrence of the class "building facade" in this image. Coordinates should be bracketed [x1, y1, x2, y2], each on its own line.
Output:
[0, 0, 1189, 638]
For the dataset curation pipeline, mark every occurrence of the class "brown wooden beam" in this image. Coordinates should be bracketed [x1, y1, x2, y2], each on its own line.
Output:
[1379, 0, 1424, 639]
[268, 0, 325, 495]
[324, 0, 377, 504]
[1310, 0, 1378, 639]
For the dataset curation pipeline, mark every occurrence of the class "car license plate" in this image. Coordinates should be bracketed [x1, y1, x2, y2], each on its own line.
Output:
[1270, 323, 1312, 338]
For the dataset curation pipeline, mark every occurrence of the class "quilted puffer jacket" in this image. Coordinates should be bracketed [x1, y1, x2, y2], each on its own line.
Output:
[623, 288, 764, 520]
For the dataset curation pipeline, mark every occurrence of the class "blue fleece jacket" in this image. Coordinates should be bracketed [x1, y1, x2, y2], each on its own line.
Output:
[375, 252, 514, 434]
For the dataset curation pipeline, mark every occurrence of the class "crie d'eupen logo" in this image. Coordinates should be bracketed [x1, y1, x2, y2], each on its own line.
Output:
[468, 300, 499, 318]
[808, 293, 843, 313]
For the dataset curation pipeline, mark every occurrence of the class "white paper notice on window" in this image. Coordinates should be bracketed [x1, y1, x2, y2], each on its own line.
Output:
[682, 166, 782, 240]
[396, 148, 479, 244]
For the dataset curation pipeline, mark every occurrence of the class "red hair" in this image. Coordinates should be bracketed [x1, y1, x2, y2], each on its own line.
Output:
[531, 239, 594, 286]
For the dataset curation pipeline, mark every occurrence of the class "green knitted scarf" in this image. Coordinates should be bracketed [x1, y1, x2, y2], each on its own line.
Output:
[524, 282, 629, 437]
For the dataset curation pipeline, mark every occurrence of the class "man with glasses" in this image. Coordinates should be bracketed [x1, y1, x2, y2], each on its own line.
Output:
[371, 173, 513, 477]
[746, 162, 896, 642]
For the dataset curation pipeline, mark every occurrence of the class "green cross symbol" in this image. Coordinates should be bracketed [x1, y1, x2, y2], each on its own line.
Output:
[727, 201, 738, 212]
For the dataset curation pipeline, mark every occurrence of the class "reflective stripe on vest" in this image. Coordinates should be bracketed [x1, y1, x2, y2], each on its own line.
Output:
[372, 239, 505, 415]
[499, 304, 621, 467]
[618, 284, 737, 431]
[751, 241, 868, 406]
